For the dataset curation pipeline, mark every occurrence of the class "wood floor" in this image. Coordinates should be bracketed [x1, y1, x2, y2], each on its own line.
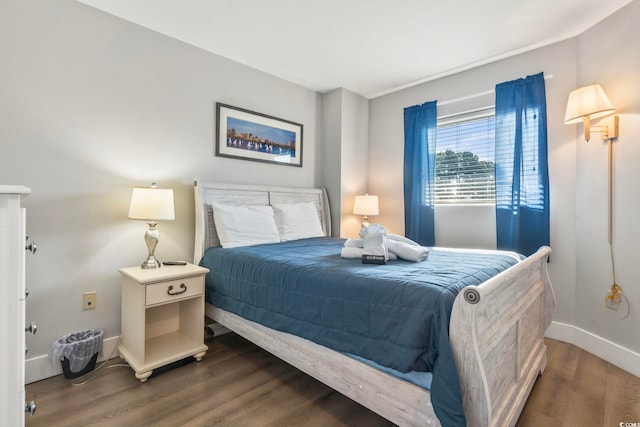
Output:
[25, 334, 639, 426]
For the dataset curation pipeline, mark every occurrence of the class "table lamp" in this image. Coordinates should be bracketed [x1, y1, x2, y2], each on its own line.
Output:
[128, 183, 175, 269]
[353, 194, 379, 228]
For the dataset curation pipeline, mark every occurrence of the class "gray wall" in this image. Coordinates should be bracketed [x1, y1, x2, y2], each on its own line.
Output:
[321, 88, 369, 239]
[1, 0, 321, 379]
[321, 90, 343, 236]
[574, 0, 640, 351]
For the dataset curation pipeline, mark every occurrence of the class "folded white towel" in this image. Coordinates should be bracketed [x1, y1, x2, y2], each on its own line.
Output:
[341, 247, 363, 259]
[342, 225, 428, 263]
[387, 240, 429, 262]
[359, 223, 387, 240]
[344, 238, 364, 248]
[363, 233, 389, 262]
[387, 234, 421, 246]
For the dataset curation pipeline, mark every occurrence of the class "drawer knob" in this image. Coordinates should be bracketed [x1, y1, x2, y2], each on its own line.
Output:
[25, 241, 37, 254]
[25, 400, 37, 416]
[25, 321, 38, 335]
[167, 283, 187, 296]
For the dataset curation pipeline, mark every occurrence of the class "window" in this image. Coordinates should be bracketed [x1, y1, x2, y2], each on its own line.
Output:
[434, 111, 495, 204]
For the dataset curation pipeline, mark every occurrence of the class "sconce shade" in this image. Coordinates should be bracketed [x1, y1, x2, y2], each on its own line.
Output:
[564, 84, 615, 124]
[353, 194, 379, 216]
[128, 187, 175, 221]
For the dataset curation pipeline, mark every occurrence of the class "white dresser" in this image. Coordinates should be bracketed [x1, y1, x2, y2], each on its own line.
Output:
[0, 186, 37, 425]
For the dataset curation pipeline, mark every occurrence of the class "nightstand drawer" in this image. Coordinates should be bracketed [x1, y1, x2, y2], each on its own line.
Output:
[145, 276, 203, 306]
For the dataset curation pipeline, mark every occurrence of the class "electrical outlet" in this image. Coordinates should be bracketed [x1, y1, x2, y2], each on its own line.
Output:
[83, 291, 96, 310]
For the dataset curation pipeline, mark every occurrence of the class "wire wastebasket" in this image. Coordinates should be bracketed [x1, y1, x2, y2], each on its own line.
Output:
[49, 329, 103, 379]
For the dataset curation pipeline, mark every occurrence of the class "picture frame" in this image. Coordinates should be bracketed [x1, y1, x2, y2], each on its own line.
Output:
[215, 103, 303, 167]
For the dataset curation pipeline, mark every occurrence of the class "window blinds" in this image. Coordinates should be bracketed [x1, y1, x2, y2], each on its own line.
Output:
[434, 112, 495, 204]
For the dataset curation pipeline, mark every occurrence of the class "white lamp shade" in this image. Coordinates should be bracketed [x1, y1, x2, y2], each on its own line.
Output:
[128, 187, 175, 221]
[353, 194, 379, 216]
[564, 84, 615, 124]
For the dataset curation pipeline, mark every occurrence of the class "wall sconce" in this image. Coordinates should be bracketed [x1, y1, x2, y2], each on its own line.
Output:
[353, 194, 379, 228]
[564, 84, 624, 304]
[564, 83, 619, 244]
[128, 183, 175, 269]
[564, 83, 618, 142]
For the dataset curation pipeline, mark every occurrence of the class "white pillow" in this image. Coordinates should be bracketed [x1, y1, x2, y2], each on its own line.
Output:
[211, 203, 280, 248]
[272, 202, 325, 242]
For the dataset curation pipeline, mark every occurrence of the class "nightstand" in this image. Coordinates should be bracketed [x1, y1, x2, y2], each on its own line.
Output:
[118, 263, 209, 382]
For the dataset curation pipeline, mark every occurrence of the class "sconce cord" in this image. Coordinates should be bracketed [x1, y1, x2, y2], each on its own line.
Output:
[609, 241, 617, 286]
[604, 133, 628, 318]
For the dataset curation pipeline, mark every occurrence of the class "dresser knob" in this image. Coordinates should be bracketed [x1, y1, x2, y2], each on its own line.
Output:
[25, 288, 30, 298]
[25, 241, 37, 254]
[25, 400, 37, 416]
[25, 321, 38, 335]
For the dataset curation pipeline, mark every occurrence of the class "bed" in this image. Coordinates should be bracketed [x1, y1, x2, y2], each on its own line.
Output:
[193, 180, 555, 427]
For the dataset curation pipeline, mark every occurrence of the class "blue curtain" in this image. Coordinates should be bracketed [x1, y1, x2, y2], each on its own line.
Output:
[403, 101, 437, 246]
[495, 72, 550, 256]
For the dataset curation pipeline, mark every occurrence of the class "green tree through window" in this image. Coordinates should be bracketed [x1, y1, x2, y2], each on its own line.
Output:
[434, 115, 495, 203]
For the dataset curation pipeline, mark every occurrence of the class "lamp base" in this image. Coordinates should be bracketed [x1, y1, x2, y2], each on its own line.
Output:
[140, 222, 161, 269]
[141, 255, 161, 269]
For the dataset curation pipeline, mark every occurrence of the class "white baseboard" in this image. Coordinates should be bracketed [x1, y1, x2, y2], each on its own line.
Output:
[26, 335, 121, 384]
[545, 321, 640, 377]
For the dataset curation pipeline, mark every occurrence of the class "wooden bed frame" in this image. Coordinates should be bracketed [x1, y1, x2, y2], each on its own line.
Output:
[193, 180, 555, 427]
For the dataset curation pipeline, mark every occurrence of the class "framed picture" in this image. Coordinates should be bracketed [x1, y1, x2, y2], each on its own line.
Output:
[216, 103, 303, 167]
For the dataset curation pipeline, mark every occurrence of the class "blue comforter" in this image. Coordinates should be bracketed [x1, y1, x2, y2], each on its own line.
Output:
[200, 237, 521, 426]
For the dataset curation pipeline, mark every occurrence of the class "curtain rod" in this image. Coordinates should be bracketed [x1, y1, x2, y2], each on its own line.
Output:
[437, 105, 494, 122]
[437, 74, 554, 107]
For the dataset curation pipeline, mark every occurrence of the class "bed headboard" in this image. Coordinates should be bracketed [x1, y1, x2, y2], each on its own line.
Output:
[193, 180, 332, 263]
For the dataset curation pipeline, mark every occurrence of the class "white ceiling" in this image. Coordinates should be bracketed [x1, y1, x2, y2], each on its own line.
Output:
[77, 0, 633, 99]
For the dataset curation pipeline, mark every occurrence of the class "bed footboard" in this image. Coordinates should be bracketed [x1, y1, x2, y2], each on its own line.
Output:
[207, 305, 441, 426]
[449, 246, 555, 427]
